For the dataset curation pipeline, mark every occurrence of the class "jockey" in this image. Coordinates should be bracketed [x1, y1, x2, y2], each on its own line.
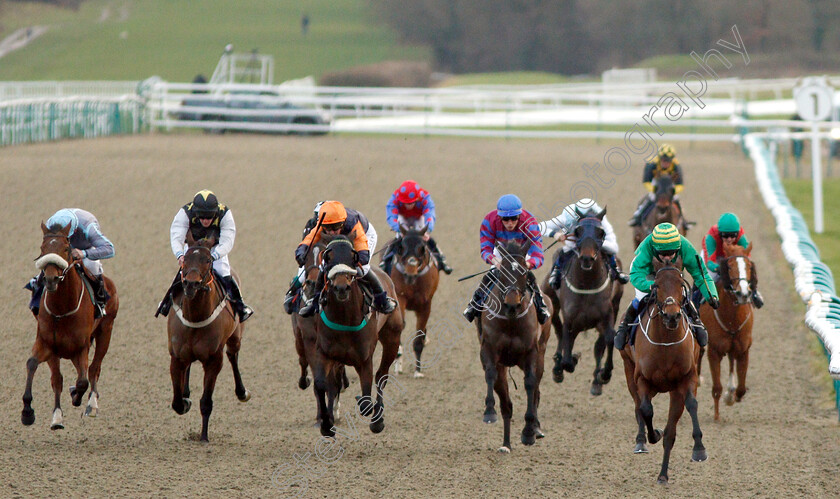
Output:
[700, 212, 764, 308]
[462, 194, 550, 325]
[294, 200, 397, 317]
[539, 198, 629, 289]
[25, 208, 114, 318]
[155, 190, 253, 322]
[628, 143, 685, 227]
[283, 200, 381, 314]
[380, 180, 453, 275]
[613, 223, 720, 350]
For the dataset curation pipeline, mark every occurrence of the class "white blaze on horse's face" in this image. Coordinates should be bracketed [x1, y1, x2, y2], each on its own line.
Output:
[736, 257, 750, 297]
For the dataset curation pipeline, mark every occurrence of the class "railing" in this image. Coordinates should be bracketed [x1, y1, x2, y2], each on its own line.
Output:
[0, 96, 146, 147]
[746, 134, 840, 417]
[0, 81, 140, 101]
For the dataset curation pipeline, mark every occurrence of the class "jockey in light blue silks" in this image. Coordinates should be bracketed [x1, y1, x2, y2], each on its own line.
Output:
[26, 208, 114, 318]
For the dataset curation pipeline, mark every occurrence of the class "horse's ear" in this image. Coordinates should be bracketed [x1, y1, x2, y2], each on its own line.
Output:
[596, 207, 606, 220]
[41, 221, 49, 234]
[745, 242, 753, 256]
[420, 224, 429, 236]
[203, 235, 216, 248]
[58, 223, 72, 237]
[574, 206, 584, 218]
[185, 230, 196, 246]
[399, 224, 407, 236]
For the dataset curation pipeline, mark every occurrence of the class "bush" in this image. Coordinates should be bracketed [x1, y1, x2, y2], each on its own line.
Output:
[319, 61, 432, 88]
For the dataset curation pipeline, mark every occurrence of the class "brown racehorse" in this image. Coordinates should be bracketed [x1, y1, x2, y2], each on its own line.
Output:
[387, 224, 440, 378]
[478, 240, 552, 453]
[699, 241, 756, 421]
[541, 211, 623, 396]
[310, 235, 405, 437]
[620, 264, 706, 484]
[292, 239, 349, 424]
[22, 222, 118, 430]
[167, 233, 250, 442]
[633, 176, 688, 248]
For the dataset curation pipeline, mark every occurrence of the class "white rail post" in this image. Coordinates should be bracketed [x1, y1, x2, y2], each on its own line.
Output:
[794, 77, 833, 234]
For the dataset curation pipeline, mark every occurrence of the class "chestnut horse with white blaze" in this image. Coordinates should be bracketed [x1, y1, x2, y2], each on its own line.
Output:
[22, 222, 118, 430]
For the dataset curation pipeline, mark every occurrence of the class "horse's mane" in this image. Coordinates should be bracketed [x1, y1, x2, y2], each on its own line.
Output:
[722, 241, 752, 257]
[503, 239, 528, 258]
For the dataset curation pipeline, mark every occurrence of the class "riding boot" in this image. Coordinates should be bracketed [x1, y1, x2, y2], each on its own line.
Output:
[298, 269, 324, 318]
[427, 237, 453, 274]
[155, 271, 183, 318]
[527, 271, 549, 325]
[614, 299, 641, 349]
[751, 288, 764, 309]
[221, 275, 254, 322]
[379, 239, 399, 275]
[91, 274, 110, 319]
[283, 276, 303, 315]
[606, 254, 630, 284]
[690, 285, 703, 309]
[360, 270, 397, 314]
[463, 270, 495, 323]
[628, 197, 653, 227]
[24, 272, 44, 317]
[685, 299, 708, 347]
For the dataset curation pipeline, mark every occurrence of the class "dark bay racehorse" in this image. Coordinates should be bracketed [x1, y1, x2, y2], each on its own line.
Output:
[22, 222, 119, 429]
[478, 241, 552, 453]
[619, 264, 706, 484]
[292, 239, 349, 423]
[387, 224, 440, 378]
[167, 233, 250, 442]
[633, 175, 688, 248]
[310, 235, 405, 437]
[541, 210, 623, 396]
[699, 241, 756, 421]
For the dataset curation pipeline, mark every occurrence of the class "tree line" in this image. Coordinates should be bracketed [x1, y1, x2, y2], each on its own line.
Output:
[370, 0, 840, 75]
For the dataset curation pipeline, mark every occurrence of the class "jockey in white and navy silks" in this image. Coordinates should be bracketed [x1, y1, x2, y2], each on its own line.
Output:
[26, 208, 114, 317]
[538, 198, 628, 289]
[380, 180, 452, 275]
[462, 194, 549, 325]
[155, 190, 253, 322]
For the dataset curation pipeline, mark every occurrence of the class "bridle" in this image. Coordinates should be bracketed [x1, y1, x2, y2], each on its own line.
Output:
[650, 266, 690, 331]
[181, 245, 215, 292]
[395, 234, 433, 282]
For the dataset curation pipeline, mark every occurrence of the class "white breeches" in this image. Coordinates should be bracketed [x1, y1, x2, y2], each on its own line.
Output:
[397, 215, 426, 232]
[212, 255, 231, 277]
[83, 258, 103, 276]
[635, 288, 649, 301]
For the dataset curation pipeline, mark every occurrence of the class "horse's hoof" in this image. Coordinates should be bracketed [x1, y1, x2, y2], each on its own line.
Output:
[590, 383, 603, 396]
[320, 424, 335, 438]
[521, 431, 536, 446]
[552, 369, 564, 384]
[595, 370, 612, 384]
[692, 449, 708, 462]
[498, 446, 511, 454]
[174, 398, 192, 415]
[370, 419, 385, 434]
[298, 376, 311, 390]
[21, 409, 35, 426]
[84, 405, 97, 418]
[535, 427, 545, 439]
[237, 390, 251, 402]
[633, 443, 649, 454]
[483, 412, 497, 424]
[650, 429, 663, 444]
[413, 371, 424, 379]
[657, 475, 669, 485]
[50, 422, 65, 431]
[561, 360, 576, 373]
[724, 390, 735, 406]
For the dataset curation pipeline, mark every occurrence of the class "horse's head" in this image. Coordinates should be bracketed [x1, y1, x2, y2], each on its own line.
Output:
[652, 265, 687, 330]
[321, 234, 359, 303]
[573, 208, 607, 271]
[182, 232, 215, 299]
[36, 221, 74, 292]
[397, 224, 430, 280]
[497, 240, 530, 319]
[654, 176, 676, 213]
[302, 241, 327, 302]
[719, 242, 755, 305]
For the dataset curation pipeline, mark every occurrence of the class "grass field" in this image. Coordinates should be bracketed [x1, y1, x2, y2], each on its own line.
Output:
[0, 0, 429, 82]
[782, 177, 840, 288]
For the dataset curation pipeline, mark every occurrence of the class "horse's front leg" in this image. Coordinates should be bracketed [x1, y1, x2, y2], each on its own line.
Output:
[657, 388, 688, 484]
[44, 356, 65, 430]
[684, 389, 707, 462]
[170, 357, 191, 415]
[734, 349, 750, 403]
[520, 362, 538, 446]
[550, 307, 565, 383]
[494, 365, 512, 453]
[68, 346, 90, 407]
[412, 301, 432, 378]
[312, 360, 334, 437]
[481, 347, 498, 424]
[708, 348, 724, 420]
[637, 378, 661, 446]
[560, 323, 578, 373]
[225, 329, 251, 402]
[22, 342, 50, 426]
[354, 360, 382, 433]
[198, 354, 224, 443]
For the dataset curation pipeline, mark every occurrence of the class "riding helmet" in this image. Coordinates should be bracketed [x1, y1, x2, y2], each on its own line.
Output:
[497, 194, 523, 217]
[658, 144, 676, 160]
[651, 223, 681, 252]
[46, 209, 79, 235]
[574, 198, 598, 215]
[396, 180, 420, 204]
[319, 200, 347, 224]
[192, 190, 219, 218]
[717, 212, 740, 233]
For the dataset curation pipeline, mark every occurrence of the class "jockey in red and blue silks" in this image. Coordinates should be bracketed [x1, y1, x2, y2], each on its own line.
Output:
[380, 180, 453, 275]
[462, 194, 549, 324]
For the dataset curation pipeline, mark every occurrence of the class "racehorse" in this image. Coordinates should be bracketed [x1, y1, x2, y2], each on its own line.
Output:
[292, 239, 349, 424]
[633, 175, 688, 248]
[619, 264, 706, 484]
[699, 241, 756, 421]
[22, 222, 119, 430]
[477, 240, 552, 453]
[541, 210, 623, 396]
[387, 224, 440, 378]
[310, 234, 405, 437]
[167, 232, 250, 442]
